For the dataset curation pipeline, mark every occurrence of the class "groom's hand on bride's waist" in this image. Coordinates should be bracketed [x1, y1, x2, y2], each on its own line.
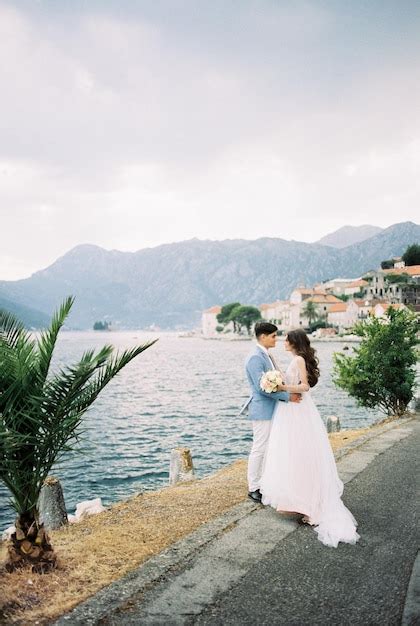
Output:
[289, 393, 302, 403]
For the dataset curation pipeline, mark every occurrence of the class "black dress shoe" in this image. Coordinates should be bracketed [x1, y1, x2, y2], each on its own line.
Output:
[248, 489, 262, 503]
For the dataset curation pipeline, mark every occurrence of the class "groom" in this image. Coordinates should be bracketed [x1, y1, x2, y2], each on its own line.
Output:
[244, 322, 301, 503]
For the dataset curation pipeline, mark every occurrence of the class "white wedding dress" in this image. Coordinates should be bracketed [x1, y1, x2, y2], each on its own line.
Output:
[260, 357, 360, 548]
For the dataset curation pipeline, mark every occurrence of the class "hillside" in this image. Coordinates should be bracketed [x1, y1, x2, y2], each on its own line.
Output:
[0, 295, 50, 329]
[0, 221, 418, 328]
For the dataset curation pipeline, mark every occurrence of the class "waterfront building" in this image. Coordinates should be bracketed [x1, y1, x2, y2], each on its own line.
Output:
[327, 302, 348, 330]
[201, 305, 222, 337]
[259, 300, 285, 322]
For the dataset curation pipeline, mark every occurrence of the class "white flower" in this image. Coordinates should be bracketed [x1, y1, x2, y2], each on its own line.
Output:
[260, 370, 284, 393]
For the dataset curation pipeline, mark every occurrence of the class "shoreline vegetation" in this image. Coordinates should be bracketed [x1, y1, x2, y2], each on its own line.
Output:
[0, 414, 413, 625]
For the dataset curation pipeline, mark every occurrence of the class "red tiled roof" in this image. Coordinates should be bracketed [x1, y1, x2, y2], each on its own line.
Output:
[307, 294, 342, 304]
[260, 300, 288, 310]
[328, 303, 347, 313]
[353, 299, 374, 308]
[384, 265, 420, 276]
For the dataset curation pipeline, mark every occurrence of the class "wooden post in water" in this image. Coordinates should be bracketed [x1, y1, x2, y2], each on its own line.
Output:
[38, 476, 68, 530]
[169, 448, 195, 485]
[326, 415, 341, 433]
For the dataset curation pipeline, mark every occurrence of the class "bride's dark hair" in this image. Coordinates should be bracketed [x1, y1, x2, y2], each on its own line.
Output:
[286, 329, 320, 387]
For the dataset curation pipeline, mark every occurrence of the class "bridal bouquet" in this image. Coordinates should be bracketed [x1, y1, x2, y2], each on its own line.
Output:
[260, 370, 285, 393]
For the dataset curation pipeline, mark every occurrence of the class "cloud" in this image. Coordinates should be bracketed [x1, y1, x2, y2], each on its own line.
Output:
[0, 1, 419, 279]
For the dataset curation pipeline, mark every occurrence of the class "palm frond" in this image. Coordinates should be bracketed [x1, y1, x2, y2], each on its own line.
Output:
[36, 296, 74, 386]
[0, 297, 158, 515]
[0, 308, 27, 348]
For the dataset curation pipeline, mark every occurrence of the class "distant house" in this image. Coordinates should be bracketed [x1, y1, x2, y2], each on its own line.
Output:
[344, 279, 369, 296]
[349, 299, 372, 319]
[373, 302, 407, 318]
[366, 265, 420, 306]
[304, 294, 342, 316]
[259, 300, 298, 332]
[287, 289, 341, 328]
[289, 287, 326, 305]
[392, 257, 405, 269]
[328, 299, 372, 331]
[320, 278, 358, 296]
[201, 305, 222, 337]
[260, 301, 283, 321]
[327, 302, 348, 329]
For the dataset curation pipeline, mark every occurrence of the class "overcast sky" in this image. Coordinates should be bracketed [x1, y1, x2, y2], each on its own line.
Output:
[1, 0, 419, 280]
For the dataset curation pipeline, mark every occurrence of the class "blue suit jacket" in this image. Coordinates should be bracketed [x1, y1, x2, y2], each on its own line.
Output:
[244, 346, 289, 420]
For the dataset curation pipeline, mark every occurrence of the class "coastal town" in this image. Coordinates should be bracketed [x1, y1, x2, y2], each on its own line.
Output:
[202, 258, 420, 338]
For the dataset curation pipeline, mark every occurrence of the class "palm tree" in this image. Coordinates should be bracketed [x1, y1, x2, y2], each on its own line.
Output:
[302, 300, 319, 326]
[0, 296, 157, 572]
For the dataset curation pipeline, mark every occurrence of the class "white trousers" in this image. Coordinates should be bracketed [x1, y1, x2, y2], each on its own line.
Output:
[247, 420, 272, 492]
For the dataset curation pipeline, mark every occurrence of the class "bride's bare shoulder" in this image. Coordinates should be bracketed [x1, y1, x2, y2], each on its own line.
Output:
[294, 355, 305, 365]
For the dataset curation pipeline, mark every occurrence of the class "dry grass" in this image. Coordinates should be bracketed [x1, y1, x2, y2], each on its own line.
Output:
[0, 421, 400, 624]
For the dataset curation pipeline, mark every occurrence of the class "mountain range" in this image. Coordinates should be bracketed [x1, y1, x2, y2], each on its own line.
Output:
[316, 224, 383, 248]
[0, 221, 418, 329]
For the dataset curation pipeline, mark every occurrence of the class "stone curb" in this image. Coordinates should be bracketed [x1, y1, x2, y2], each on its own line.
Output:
[333, 414, 414, 461]
[402, 550, 420, 625]
[54, 414, 415, 625]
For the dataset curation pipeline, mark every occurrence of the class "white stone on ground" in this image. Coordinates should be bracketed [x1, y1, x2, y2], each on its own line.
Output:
[74, 498, 106, 520]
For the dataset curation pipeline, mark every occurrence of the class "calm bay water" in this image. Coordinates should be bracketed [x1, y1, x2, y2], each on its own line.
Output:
[0, 331, 379, 529]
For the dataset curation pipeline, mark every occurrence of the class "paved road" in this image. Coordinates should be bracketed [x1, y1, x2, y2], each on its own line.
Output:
[193, 420, 419, 626]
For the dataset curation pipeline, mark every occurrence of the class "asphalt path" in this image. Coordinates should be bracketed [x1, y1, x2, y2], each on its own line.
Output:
[193, 420, 419, 625]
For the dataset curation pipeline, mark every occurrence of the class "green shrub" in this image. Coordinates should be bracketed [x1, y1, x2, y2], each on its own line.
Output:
[385, 273, 409, 284]
[381, 259, 394, 269]
[333, 308, 419, 416]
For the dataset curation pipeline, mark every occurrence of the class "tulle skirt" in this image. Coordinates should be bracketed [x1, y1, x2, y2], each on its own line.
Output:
[260, 394, 359, 548]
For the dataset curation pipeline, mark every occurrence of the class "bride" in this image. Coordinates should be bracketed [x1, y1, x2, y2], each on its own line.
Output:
[260, 329, 359, 548]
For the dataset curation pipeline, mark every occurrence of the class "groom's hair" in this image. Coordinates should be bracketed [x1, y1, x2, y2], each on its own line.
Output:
[255, 322, 278, 337]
